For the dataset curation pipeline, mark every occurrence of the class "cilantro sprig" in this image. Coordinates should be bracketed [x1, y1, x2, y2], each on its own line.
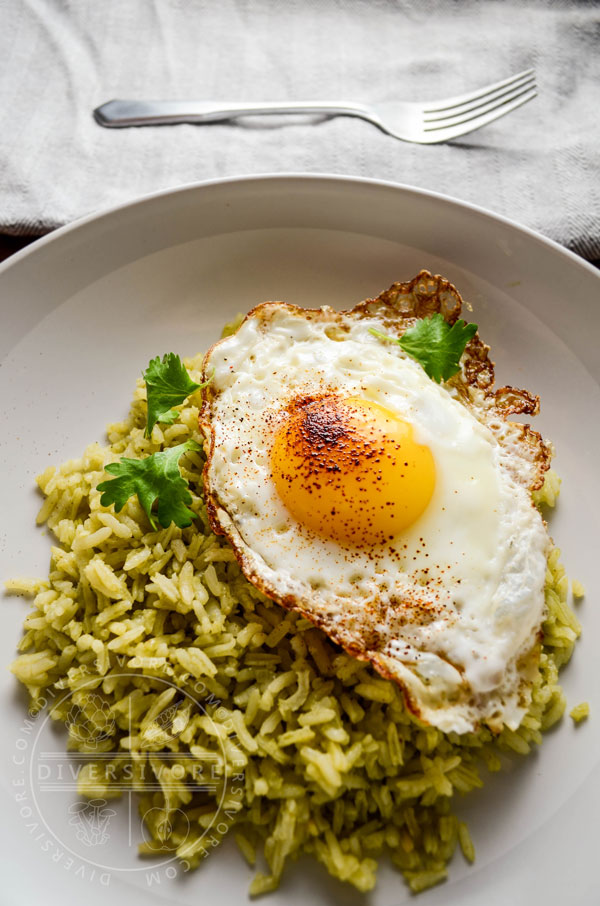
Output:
[97, 440, 201, 530]
[144, 353, 211, 437]
[370, 313, 477, 383]
[97, 353, 210, 529]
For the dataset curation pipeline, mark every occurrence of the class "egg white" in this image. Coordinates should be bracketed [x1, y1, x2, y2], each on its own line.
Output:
[202, 304, 549, 734]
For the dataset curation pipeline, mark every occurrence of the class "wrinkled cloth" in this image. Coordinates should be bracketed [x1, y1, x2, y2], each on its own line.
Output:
[0, 0, 598, 258]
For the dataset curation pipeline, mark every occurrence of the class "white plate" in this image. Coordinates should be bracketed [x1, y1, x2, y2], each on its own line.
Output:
[1, 175, 599, 906]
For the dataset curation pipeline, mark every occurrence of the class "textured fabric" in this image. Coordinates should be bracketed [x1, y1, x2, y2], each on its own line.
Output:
[0, 0, 598, 258]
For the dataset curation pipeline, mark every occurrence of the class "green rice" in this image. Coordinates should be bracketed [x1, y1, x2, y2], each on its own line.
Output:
[570, 702, 590, 723]
[7, 351, 580, 896]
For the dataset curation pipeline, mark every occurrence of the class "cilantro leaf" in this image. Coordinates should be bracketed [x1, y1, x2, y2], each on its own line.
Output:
[144, 353, 211, 437]
[370, 314, 478, 383]
[97, 440, 201, 529]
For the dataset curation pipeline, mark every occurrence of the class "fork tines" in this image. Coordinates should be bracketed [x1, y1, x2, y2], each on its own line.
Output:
[422, 69, 537, 134]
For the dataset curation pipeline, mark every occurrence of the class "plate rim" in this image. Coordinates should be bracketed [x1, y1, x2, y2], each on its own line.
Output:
[1, 172, 599, 282]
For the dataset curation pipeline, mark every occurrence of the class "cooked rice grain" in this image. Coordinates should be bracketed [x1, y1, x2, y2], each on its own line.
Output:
[7, 354, 580, 896]
[570, 702, 590, 723]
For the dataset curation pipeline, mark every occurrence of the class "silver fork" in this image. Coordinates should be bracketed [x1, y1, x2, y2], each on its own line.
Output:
[94, 69, 536, 144]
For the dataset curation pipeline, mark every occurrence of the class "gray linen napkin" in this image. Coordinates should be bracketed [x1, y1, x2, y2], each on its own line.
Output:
[0, 0, 598, 259]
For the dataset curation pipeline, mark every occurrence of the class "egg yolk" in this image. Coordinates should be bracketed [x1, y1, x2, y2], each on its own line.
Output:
[270, 396, 435, 546]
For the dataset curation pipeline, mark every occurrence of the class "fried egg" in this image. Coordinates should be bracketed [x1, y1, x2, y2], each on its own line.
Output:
[200, 271, 551, 734]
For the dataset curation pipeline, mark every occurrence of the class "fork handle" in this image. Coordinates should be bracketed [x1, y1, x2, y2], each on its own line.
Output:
[94, 99, 373, 128]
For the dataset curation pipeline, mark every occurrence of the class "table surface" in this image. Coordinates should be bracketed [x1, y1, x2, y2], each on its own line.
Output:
[0, 234, 37, 263]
